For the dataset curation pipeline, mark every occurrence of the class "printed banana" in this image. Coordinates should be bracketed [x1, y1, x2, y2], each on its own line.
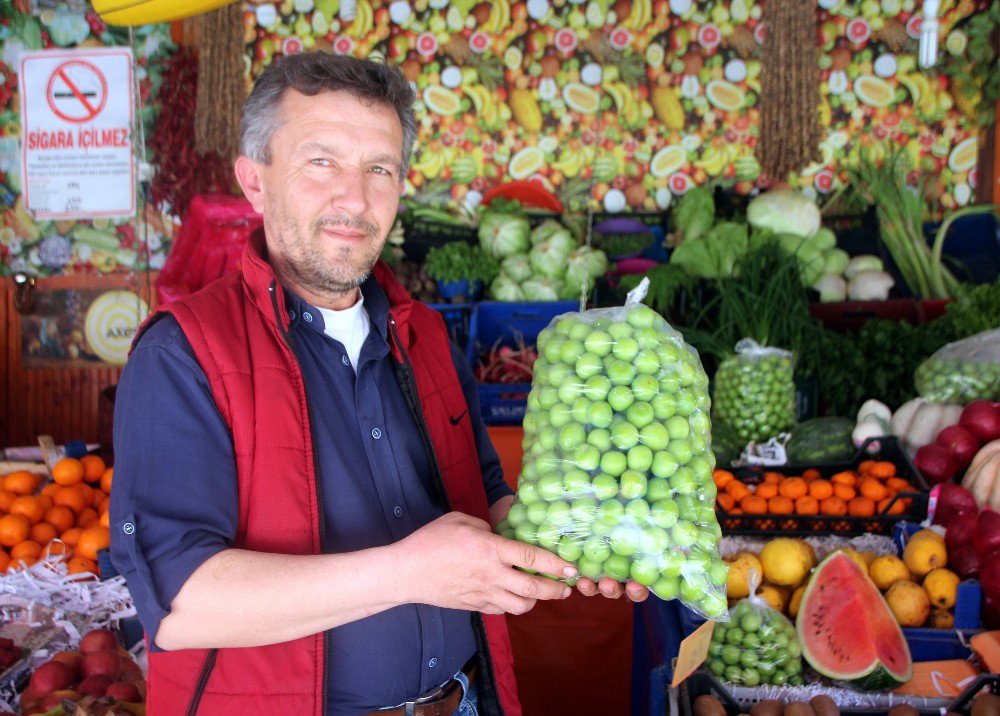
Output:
[484, 0, 510, 34]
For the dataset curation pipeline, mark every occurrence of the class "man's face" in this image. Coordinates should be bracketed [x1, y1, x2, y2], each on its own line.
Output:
[239, 89, 404, 307]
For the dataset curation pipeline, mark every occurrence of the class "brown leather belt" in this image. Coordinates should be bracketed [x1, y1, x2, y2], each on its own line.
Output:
[364, 664, 477, 716]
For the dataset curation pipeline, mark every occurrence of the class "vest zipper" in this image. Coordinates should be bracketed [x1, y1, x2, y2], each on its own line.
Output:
[270, 282, 330, 716]
[387, 318, 505, 716]
[185, 648, 218, 716]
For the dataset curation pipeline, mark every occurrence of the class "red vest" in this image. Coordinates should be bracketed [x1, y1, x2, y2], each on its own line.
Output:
[140, 232, 520, 716]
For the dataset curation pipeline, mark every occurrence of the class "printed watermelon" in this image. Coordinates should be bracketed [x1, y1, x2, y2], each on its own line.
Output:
[797, 551, 912, 691]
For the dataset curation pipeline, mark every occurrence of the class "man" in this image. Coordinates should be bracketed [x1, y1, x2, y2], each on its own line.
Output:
[111, 53, 647, 716]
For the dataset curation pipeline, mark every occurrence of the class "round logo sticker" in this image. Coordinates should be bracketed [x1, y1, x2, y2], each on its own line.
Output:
[84, 291, 149, 366]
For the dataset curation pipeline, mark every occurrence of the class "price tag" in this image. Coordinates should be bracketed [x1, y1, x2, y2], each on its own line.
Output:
[671, 619, 715, 688]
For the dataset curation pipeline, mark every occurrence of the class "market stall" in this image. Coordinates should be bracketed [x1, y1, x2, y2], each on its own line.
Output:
[1, 0, 999, 713]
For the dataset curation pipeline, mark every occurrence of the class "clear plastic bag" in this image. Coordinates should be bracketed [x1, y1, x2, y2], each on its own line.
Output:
[915, 328, 1000, 403]
[497, 285, 728, 619]
[706, 573, 805, 687]
[712, 339, 796, 444]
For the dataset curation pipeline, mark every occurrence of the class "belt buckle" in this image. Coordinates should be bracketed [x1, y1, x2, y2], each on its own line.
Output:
[403, 681, 449, 716]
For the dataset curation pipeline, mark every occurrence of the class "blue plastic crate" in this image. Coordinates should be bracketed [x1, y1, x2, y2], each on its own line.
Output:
[427, 303, 474, 355]
[469, 301, 578, 425]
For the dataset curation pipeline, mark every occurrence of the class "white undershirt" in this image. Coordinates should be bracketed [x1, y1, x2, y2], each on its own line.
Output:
[317, 294, 370, 373]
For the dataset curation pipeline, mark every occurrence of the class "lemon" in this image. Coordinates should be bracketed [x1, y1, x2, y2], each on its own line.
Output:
[649, 145, 687, 179]
[756, 583, 791, 614]
[948, 136, 978, 173]
[837, 548, 869, 573]
[759, 538, 816, 587]
[886, 580, 930, 627]
[903, 535, 947, 578]
[508, 146, 544, 180]
[788, 584, 807, 619]
[725, 552, 764, 599]
[923, 568, 960, 609]
[929, 609, 954, 629]
[853, 75, 894, 107]
[562, 83, 600, 114]
[705, 80, 746, 111]
[423, 86, 462, 116]
[869, 554, 911, 591]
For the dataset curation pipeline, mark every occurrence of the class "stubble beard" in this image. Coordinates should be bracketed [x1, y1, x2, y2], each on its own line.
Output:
[270, 207, 385, 301]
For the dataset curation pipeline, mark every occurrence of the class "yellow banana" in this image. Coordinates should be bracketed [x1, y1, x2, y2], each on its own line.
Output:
[463, 85, 486, 114]
[552, 149, 583, 178]
[485, 0, 510, 34]
[604, 81, 633, 115]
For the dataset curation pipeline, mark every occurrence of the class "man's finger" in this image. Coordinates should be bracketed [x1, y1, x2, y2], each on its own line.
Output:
[500, 569, 572, 602]
[597, 577, 624, 599]
[575, 577, 600, 597]
[626, 581, 650, 602]
[498, 537, 577, 579]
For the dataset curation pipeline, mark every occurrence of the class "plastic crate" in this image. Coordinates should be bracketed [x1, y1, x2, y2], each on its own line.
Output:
[716, 437, 928, 536]
[808, 299, 923, 333]
[427, 303, 474, 355]
[469, 301, 578, 425]
[401, 217, 478, 262]
[659, 664, 999, 716]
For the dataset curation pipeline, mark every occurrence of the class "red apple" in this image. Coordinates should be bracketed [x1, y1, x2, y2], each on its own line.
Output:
[48, 650, 82, 681]
[29, 660, 76, 692]
[81, 648, 121, 679]
[79, 628, 119, 654]
[77, 673, 114, 697]
[935, 425, 981, 469]
[39, 689, 81, 711]
[106, 681, 143, 702]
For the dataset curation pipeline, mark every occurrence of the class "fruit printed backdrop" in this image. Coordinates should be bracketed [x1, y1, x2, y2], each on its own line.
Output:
[242, 0, 985, 214]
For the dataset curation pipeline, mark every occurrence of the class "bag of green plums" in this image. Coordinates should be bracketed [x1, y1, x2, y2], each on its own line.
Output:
[496, 285, 728, 619]
[711, 339, 796, 445]
[706, 588, 805, 687]
[915, 328, 1000, 403]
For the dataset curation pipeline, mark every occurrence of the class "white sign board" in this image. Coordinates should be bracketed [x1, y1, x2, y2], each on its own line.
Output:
[19, 48, 136, 219]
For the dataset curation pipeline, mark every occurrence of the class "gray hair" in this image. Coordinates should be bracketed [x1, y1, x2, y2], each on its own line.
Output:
[241, 53, 417, 175]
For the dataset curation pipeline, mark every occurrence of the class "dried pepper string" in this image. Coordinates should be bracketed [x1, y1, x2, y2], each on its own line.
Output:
[195, 2, 245, 161]
[149, 48, 232, 216]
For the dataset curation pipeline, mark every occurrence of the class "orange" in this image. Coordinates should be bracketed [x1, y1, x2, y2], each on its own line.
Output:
[44, 506, 75, 533]
[52, 458, 85, 486]
[76, 507, 99, 528]
[4, 471, 40, 496]
[755, 482, 779, 500]
[53, 486, 86, 513]
[40, 482, 62, 499]
[77, 483, 98, 507]
[9, 495, 45, 525]
[10, 540, 41, 561]
[848, 496, 876, 517]
[80, 455, 106, 483]
[831, 471, 857, 487]
[859, 478, 888, 502]
[94, 495, 110, 515]
[0, 551, 8, 572]
[878, 497, 906, 515]
[29, 522, 57, 545]
[0, 514, 30, 547]
[100, 467, 114, 494]
[76, 526, 110, 561]
[767, 495, 794, 514]
[60, 527, 82, 547]
[808, 480, 834, 500]
[820, 496, 847, 516]
[99, 510, 110, 529]
[763, 472, 783, 484]
[802, 469, 821, 481]
[66, 555, 97, 576]
[795, 495, 819, 515]
[740, 495, 768, 514]
[886, 477, 912, 493]
[726, 480, 750, 502]
[10, 555, 37, 572]
[0, 491, 15, 513]
[36, 493, 53, 510]
[779, 477, 808, 500]
[833, 483, 856, 501]
[716, 493, 735, 512]
[712, 469, 735, 490]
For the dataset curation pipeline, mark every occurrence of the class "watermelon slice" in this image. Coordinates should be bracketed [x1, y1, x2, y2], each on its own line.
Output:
[797, 551, 912, 691]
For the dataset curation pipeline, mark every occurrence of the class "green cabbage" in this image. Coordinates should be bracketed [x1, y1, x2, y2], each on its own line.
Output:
[478, 211, 530, 258]
[564, 246, 608, 289]
[673, 185, 715, 243]
[489, 274, 526, 301]
[530, 219, 572, 246]
[746, 189, 821, 238]
[500, 254, 533, 282]
[669, 221, 748, 279]
[529, 233, 577, 278]
[822, 248, 851, 276]
[522, 277, 563, 301]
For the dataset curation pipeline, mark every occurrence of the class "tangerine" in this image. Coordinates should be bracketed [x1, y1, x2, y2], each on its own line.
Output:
[76, 507, 99, 528]
[795, 495, 819, 515]
[10, 540, 41, 561]
[820, 496, 848, 516]
[4, 471, 39, 496]
[60, 527, 82, 547]
[0, 491, 15, 513]
[808, 480, 834, 500]
[53, 486, 86, 513]
[29, 522, 57, 545]
[740, 495, 768, 514]
[833, 483, 856, 501]
[76, 483, 96, 507]
[99, 510, 110, 529]
[9, 495, 44, 525]
[66, 555, 97, 576]
[44, 506, 75, 533]
[716, 493, 736, 512]
[848, 496, 877, 517]
[0, 551, 8, 572]
[52, 458, 85, 486]
[10, 555, 37, 572]
[755, 482, 779, 500]
[767, 496, 795, 514]
[0, 514, 30, 547]
[76, 526, 110, 561]
[779, 477, 808, 500]
[36, 493, 53, 510]
[859, 479, 888, 502]
[80, 455, 106, 483]
[100, 468, 113, 494]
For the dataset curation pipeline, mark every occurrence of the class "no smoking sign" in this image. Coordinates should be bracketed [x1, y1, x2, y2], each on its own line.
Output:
[46, 59, 109, 123]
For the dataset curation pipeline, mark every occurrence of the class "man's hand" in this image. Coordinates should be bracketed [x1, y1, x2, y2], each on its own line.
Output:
[575, 577, 650, 602]
[395, 512, 577, 615]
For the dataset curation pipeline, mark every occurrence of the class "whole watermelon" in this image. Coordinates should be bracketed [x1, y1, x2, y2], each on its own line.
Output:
[785, 417, 856, 465]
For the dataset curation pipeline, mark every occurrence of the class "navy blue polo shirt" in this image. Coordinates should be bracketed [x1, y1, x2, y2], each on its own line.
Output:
[109, 277, 511, 714]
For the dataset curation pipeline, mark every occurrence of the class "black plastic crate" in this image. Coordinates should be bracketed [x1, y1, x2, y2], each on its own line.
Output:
[716, 438, 928, 536]
[401, 218, 478, 262]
